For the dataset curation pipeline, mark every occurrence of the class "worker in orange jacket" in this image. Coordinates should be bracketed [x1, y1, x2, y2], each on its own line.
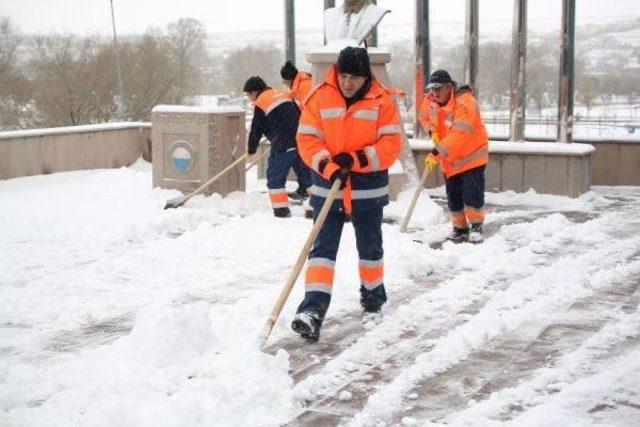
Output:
[291, 47, 402, 341]
[419, 69, 489, 243]
[243, 76, 311, 217]
[281, 60, 315, 200]
[281, 60, 314, 108]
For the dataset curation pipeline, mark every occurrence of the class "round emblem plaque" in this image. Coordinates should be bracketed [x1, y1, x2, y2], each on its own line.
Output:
[168, 140, 196, 173]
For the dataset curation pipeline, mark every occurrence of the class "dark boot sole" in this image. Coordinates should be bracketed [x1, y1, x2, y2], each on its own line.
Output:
[291, 319, 320, 342]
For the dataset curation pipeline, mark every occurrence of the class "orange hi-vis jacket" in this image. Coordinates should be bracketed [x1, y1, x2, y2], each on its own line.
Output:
[248, 88, 299, 154]
[297, 65, 402, 214]
[291, 71, 313, 108]
[419, 84, 489, 178]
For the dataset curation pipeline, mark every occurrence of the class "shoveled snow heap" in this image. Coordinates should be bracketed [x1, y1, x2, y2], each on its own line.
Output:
[1, 159, 639, 426]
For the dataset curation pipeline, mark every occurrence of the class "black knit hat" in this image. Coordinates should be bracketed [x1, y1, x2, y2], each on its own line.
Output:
[336, 46, 371, 78]
[280, 60, 298, 80]
[243, 76, 267, 93]
[426, 69, 454, 89]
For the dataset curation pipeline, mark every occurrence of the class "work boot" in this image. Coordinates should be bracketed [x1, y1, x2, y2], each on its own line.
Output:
[360, 284, 386, 329]
[468, 223, 484, 243]
[291, 311, 322, 342]
[273, 207, 292, 218]
[362, 308, 383, 329]
[288, 186, 309, 201]
[448, 227, 470, 242]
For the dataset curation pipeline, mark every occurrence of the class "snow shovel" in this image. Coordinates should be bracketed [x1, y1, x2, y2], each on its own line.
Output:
[259, 177, 342, 347]
[399, 164, 432, 233]
[164, 153, 249, 209]
[244, 147, 271, 172]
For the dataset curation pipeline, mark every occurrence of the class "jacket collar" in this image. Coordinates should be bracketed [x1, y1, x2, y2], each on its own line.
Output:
[292, 72, 311, 92]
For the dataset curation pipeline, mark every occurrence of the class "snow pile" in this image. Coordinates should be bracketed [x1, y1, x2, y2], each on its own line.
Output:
[1, 303, 295, 427]
[1, 160, 639, 426]
[384, 187, 447, 227]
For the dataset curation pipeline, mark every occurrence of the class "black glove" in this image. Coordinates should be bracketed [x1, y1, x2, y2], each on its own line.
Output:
[332, 152, 354, 170]
[329, 168, 349, 189]
[354, 149, 369, 168]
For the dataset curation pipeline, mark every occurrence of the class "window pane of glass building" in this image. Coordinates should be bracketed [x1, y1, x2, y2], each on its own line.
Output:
[524, 0, 561, 139]
[575, 1, 640, 141]
[478, 0, 513, 139]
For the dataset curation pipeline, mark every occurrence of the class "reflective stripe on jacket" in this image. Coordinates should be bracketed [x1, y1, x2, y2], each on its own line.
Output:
[297, 65, 402, 212]
[248, 88, 300, 153]
[291, 71, 313, 108]
[418, 84, 489, 178]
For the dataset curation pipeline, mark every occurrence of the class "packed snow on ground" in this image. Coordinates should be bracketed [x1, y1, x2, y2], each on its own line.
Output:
[1, 160, 639, 426]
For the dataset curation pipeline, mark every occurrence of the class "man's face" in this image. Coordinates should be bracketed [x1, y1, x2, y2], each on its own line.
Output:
[338, 72, 367, 99]
[245, 91, 258, 102]
[282, 79, 293, 89]
[430, 83, 452, 105]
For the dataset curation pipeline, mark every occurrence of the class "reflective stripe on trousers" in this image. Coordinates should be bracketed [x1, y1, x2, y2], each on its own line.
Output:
[305, 257, 335, 294]
[268, 188, 288, 209]
[307, 185, 389, 200]
[359, 258, 383, 290]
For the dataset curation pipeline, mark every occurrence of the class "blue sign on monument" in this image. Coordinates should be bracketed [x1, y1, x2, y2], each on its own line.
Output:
[168, 141, 196, 173]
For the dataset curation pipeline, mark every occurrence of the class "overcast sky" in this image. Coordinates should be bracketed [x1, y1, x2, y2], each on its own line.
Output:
[1, 0, 638, 36]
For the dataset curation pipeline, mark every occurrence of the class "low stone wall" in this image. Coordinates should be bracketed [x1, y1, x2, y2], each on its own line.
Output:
[0, 123, 151, 180]
[412, 140, 595, 197]
[589, 140, 640, 186]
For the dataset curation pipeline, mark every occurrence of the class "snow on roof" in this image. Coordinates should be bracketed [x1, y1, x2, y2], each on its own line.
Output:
[410, 139, 595, 156]
[0, 122, 150, 140]
[151, 105, 244, 114]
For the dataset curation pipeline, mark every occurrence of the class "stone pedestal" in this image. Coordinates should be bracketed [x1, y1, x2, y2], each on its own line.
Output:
[306, 47, 419, 200]
[151, 106, 245, 196]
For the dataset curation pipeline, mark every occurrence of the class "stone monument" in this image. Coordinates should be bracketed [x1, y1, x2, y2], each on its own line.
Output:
[151, 105, 246, 196]
[323, 0, 390, 45]
[311, 0, 418, 199]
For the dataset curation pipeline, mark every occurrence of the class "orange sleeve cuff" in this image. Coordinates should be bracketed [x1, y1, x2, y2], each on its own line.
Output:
[322, 162, 340, 181]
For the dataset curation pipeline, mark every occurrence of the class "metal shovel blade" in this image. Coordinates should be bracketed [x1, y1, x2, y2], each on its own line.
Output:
[164, 196, 188, 209]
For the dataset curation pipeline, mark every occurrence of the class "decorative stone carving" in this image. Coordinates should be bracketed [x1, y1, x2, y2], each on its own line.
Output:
[324, 0, 390, 45]
[151, 105, 245, 196]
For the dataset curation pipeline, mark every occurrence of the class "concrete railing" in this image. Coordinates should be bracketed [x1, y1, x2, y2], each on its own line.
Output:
[588, 140, 640, 186]
[412, 139, 595, 197]
[0, 123, 151, 180]
[2, 121, 637, 192]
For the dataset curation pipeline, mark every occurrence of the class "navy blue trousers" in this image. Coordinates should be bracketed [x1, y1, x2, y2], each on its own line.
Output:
[266, 149, 311, 191]
[445, 165, 486, 213]
[295, 207, 387, 320]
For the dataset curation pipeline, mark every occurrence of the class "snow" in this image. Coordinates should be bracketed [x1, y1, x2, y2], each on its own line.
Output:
[1, 160, 639, 426]
[410, 139, 596, 156]
[324, 3, 389, 45]
[151, 105, 244, 114]
[0, 122, 150, 140]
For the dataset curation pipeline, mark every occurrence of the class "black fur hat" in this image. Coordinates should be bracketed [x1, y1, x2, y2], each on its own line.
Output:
[243, 76, 267, 93]
[336, 46, 371, 78]
[280, 60, 298, 80]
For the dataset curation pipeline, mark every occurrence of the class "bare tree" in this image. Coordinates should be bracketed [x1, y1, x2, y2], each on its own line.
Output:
[576, 76, 599, 114]
[386, 41, 414, 101]
[122, 18, 208, 120]
[478, 41, 511, 111]
[165, 18, 208, 100]
[121, 29, 180, 119]
[526, 42, 559, 112]
[0, 16, 34, 130]
[28, 35, 116, 127]
[222, 45, 282, 96]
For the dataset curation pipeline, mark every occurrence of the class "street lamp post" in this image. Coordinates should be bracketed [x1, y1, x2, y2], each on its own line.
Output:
[110, 0, 126, 121]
